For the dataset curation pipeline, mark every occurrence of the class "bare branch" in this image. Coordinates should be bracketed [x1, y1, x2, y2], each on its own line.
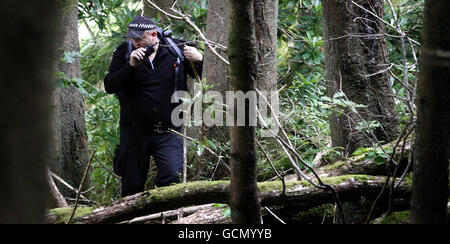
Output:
[143, 0, 230, 65]
[66, 150, 95, 224]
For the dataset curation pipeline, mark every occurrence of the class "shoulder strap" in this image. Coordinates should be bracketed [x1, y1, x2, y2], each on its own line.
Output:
[125, 40, 133, 61]
[163, 37, 185, 62]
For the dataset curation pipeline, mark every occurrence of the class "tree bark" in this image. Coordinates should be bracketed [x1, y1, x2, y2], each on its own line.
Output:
[322, 0, 399, 157]
[254, 0, 279, 140]
[199, 0, 232, 179]
[47, 175, 414, 224]
[228, 0, 261, 224]
[50, 0, 90, 197]
[254, 0, 278, 92]
[0, 0, 58, 223]
[411, 0, 450, 224]
[204, 0, 231, 93]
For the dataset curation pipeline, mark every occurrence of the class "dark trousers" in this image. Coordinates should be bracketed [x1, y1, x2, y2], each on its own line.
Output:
[115, 129, 183, 197]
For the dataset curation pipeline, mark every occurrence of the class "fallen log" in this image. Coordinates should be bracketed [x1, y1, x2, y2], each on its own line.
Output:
[47, 175, 413, 224]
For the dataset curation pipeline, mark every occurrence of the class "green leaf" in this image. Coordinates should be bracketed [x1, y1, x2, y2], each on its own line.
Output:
[374, 156, 386, 165]
[353, 147, 369, 156]
[302, 52, 312, 60]
[221, 208, 231, 218]
[205, 138, 217, 151]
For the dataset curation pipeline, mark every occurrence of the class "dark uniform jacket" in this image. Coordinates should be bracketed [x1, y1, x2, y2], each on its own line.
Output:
[104, 40, 202, 133]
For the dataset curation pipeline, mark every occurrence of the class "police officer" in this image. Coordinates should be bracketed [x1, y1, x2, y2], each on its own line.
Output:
[104, 16, 203, 197]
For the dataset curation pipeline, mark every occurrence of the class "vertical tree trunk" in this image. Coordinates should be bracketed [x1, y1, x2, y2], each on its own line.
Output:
[411, 0, 450, 224]
[51, 0, 89, 197]
[204, 0, 231, 92]
[322, 0, 399, 157]
[0, 0, 58, 223]
[202, 0, 279, 179]
[229, 0, 261, 224]
[254, 0, 278, 92]
[254, 0, 279, 140]
[201, 0, 231, 179]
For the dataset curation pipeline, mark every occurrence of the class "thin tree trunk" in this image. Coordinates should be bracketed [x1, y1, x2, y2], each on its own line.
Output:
[411, 0, 450, 224]
[322, 0, 400, 157]
[0, 0, 58, 223]
[228, 0, 261, 224]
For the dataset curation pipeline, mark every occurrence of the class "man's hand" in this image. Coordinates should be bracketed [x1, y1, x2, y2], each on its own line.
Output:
[129, 47, 147, 67]
[184, 46, 203, 62]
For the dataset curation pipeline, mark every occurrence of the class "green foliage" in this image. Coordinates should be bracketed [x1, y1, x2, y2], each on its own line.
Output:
[168, 0, 207, 39]
[212, 203, 231, 218]
[78, 0, 126, 30]
[352, 147, 394, 165]
[278, 0, 324, 83]
[85, 93, 121, 203]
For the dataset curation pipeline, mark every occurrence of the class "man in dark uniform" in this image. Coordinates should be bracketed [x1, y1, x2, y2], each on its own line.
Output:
[104, 16, 203, 197]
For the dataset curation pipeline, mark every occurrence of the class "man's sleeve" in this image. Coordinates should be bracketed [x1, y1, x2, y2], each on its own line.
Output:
[104, 43, 136, 94]
[176, 39, 203, 79]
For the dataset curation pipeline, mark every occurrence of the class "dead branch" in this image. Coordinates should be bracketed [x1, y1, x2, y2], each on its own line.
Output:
[66, 150, 95, 224]
[119, 203, 217, 224]
[47, 167, 68, 208]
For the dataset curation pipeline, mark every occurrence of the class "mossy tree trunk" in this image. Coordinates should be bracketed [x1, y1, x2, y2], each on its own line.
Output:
[228, 0, 261, 224]
[0, 0, 58, 223]
[411, 0, 450, 224]
[50, 0, 89, 197]
[322, 0, 400, 157]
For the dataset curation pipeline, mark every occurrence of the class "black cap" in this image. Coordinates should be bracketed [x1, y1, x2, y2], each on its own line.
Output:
[125, 16, 158, 39]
